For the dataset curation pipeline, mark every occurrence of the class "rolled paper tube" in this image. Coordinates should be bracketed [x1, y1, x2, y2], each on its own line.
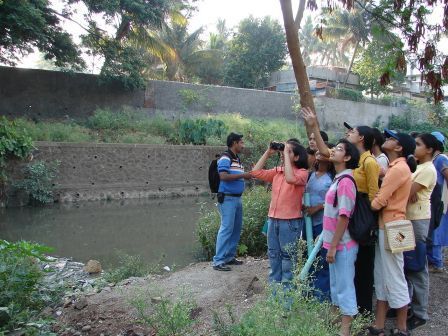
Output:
[299, 234, 323, 281]
[304, 192, 313, 256]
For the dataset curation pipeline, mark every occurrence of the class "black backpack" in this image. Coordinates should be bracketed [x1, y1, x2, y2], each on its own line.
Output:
[333, 174, 378, 245]
[208, 152, 230, 193]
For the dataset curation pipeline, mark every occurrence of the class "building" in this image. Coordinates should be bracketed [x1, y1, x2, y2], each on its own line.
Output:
[266, 65, 360, 95]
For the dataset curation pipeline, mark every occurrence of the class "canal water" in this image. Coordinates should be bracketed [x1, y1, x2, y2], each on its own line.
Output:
[0, 197, 213, 269]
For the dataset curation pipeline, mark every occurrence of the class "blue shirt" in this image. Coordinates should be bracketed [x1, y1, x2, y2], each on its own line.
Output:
[217, 153, 245, 194]
[434, 154, 448, 186]
[306, 171, 332, 227]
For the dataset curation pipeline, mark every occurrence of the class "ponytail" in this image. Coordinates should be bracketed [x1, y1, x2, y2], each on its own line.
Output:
[406, 154, 417, 173]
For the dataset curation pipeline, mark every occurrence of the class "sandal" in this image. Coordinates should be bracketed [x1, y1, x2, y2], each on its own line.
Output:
[367, 326, 386, 336]
[390, 328, 411, 336]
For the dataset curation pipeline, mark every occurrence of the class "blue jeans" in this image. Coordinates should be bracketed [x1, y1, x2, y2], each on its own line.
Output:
[213, 196, 243, 266]
[267, 218, 304, 286]
[329, 245, 359, 316]
[427, 243, 443, 268]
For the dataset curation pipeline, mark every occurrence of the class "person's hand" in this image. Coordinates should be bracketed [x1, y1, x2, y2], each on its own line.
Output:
[301, 107, 318, 128]
[409, 193, 418, 203]
[242, 172, 253, 180]
[284, 143, 293, 156]
[304, 205, 322, 217]
[326, 247, 336, 264]
[266, 145, 277, 156]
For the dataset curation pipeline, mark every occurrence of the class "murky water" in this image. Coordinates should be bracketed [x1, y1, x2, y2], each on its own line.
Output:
[0, 197, 213, 269]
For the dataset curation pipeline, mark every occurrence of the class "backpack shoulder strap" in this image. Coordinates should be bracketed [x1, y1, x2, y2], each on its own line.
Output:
[333, 174, 357, 207]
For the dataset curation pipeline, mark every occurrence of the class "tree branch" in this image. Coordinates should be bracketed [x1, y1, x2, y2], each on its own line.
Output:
[294, 0, 307, 29]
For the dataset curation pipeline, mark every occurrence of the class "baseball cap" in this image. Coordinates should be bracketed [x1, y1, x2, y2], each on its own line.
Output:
[384, 129, 416, 157]
[344, 122, 353, 130]
[431, 131, 445, 144]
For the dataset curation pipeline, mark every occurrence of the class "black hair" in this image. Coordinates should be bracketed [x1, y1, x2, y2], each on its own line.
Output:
[226, 132, 243, 147]
[416, 133, 439, 157]
[320, 131, 329, 142]
[287, 138, 301, 144]
[287, 140, 309, 169]
[372, 127, 385, 148]
[410, 131, 420, 139]
[356, 126, 375, 151]
[406, 156, 417, 173]
[338, 139, 360, 170]
[306, 147, 316, 155]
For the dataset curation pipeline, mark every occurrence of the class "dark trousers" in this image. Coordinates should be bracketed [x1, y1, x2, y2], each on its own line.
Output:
[354, 244, 375, 314]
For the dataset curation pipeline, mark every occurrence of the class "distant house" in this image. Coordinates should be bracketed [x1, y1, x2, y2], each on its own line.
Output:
[265, 65, 360, 95]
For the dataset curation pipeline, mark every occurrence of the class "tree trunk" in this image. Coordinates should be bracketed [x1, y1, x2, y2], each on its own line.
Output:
[279, 0, 315, 110]
[343, 39, 360, 87]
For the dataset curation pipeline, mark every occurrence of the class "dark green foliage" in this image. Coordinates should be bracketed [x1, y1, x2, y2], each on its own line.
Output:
[0, 0, 84, 69]
[223, 16, 287, 89]
[14, 160, 60, 204]
[0, 240, 54, 332]
[177, 119, 227, 145]
[327, 87, 364, 102]
[196, 186, 270, 260]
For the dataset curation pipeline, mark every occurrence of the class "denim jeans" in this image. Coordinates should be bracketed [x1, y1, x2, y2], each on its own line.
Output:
[213, 196, 243, 266]
[427, 243, 443, 268]
[329, 245, 359, 316]
[267, 218, 304, 286]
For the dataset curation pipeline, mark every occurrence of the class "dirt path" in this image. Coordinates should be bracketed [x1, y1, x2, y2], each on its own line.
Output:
[54, 258, 448, 336]
[55, 258, 269, 336]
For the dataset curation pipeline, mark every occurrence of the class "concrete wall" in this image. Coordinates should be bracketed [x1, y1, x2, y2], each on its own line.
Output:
[6, 142, 227, 205]
[0, 67, 145, 120]
[0, 66, 404, 127]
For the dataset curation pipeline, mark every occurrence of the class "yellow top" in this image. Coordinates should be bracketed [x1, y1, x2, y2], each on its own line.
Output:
[406, 161, 437, 220]
[353, 151, 380, 201]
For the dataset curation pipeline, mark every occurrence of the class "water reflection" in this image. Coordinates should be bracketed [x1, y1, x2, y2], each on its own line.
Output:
[0, 197, 213, 269]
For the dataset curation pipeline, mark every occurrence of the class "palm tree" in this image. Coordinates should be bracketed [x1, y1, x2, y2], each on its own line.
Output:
[322, 6, 371, 85]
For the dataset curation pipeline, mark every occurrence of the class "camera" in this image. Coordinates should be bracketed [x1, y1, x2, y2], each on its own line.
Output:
[270, 141, 285, 151]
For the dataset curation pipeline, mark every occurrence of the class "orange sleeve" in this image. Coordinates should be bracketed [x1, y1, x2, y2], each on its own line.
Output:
[250, 168, 276, 183]
[372, 165, 407, 210]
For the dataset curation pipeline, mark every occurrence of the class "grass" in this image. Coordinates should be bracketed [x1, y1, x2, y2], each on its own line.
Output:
[11, 109, 307, 153]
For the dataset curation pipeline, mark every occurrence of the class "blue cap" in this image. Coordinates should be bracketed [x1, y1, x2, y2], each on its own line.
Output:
[431, 131, 445, 144]
[383, 129, 416, 157]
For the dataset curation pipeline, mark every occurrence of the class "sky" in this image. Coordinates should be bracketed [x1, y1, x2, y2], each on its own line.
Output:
[17, 0, 448, 73]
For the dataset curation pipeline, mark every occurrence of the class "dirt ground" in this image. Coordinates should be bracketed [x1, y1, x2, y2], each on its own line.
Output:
[54, 257, 448, 336]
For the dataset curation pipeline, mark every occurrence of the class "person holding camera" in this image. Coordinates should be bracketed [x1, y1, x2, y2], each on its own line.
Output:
[212, 133, 252, 271]
[250, 139, 309, 288]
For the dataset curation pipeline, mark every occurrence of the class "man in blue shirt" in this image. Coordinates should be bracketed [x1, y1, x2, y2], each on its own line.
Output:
[213, 133, 252, 271]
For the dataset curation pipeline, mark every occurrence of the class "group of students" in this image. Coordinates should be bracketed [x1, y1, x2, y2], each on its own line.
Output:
[211, 108, 448, 336]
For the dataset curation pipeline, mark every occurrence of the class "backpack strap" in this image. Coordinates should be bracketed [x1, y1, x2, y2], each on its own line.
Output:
[333, 174, 357, 207]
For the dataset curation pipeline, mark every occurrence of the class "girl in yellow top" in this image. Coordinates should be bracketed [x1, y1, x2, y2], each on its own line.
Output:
[405, 133, 437, 331]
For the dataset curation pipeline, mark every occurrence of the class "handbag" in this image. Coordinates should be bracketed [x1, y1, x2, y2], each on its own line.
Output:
[384, 219, 416, 253]
[404, 241, 426, 272]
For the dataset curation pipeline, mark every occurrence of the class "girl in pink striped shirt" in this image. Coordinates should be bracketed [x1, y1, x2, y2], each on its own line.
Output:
[322, 139, 360, 336]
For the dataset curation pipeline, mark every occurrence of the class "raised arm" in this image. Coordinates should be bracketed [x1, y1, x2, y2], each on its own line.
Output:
[301, 107, 331, 157]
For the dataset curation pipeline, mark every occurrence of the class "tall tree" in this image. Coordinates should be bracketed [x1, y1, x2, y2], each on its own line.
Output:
[280, 0, 448, 107]
[223, 16, 288, 89]
[0, 0, 84, 69]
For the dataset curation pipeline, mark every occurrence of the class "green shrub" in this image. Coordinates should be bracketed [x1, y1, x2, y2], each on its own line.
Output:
[103, 252, 159, 284]
[328, 87, 364, 102]
[0, 240, 54, 332]
[14, 160, 60, 204]
[177, 118, 228, 145]
[196, 186, 270, 260]
[131, 290, 197, 336]
[0, 117, 34, 180]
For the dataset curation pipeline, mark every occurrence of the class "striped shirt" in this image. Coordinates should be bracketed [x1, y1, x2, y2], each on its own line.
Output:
[217, 152, 245, 194]
[322, 169, 357, 251]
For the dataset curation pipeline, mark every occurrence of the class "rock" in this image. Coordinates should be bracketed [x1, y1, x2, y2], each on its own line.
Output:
[74, 297, 88, 310]
[151, 296, 163, 303]
[163, 266, 171, 272]
[81, 325, 91, 332]
[84, 260, 102, 274]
